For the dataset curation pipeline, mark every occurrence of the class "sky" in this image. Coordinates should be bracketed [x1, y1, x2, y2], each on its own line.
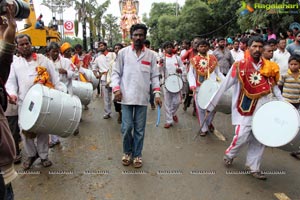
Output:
[16, 0, 185, 39]
[19, 0, 186, 25]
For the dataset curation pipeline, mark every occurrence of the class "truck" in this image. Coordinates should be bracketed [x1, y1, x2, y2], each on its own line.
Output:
[17, 0, 61, 52]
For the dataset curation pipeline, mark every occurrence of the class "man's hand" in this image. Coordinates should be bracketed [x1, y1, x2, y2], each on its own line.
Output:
[114, 90, 122, 102]
[58, 68, 67, 74]
[155, 97, 162, 107]
[8, 94, 17, 104]
[0, 4, 17, 43]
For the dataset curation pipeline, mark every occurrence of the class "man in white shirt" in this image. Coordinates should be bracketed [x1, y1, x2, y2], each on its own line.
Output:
[6, 34, 60, 170]
[272, 38, 290, 75]
[230, 40, 244, 62]
[111, 24, 162, 168]
[92, 41, 116, 119]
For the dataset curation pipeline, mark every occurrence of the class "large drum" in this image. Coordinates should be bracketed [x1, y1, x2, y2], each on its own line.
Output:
[81, 68, 99, 90]
[72, 80, 93, 106]
[197, 79, 232, 114]
[19, 84, 82, 138]
[165, 74, 183, 93]
[252, 100, 300, 151]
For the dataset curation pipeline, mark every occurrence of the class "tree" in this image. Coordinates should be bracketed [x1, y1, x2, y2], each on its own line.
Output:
[102, 14, 122, 47]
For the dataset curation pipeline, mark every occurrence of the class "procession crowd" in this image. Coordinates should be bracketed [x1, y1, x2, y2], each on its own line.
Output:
[1, 5, 300, 199]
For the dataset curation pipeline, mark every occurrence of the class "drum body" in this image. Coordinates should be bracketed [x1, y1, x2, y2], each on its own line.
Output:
[252, 100, 300, 151]
[164, 74, 183, 93]
[81, 68, 99, 90]
[197, 79, 232, 114]
[19, 84, 82, 138]
[72, 80, 93, 105]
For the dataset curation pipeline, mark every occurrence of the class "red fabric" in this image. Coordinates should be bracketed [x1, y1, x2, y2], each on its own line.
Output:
[225, 125, 240, 154]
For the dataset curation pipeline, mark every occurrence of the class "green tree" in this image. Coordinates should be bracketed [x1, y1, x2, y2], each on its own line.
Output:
[102, 14, 122, 47]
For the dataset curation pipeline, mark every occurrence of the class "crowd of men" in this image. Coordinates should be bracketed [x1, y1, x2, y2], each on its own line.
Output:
[1, 5, 300, 198]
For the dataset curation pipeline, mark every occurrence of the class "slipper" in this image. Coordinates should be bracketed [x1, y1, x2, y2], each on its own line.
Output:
[122, 154, 132, 166]
[223, 155, 233, 167]
[41, 159, 52, 168]
[133, 157, 143, 168]
[23, 155, 38, 170]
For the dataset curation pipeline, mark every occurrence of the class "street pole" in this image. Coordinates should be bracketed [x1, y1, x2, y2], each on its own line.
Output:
[82, 0, 87, 51]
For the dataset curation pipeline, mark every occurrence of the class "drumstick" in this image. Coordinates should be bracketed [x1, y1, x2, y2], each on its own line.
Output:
[156, 105, 161, 127]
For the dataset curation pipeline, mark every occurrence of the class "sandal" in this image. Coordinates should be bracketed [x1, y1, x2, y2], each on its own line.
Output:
[41, 159, 52, 168]
[199, 131, 207, 137]
[133, 157, 143, 168]
[23, 155, 38, 170]
[122, 154, 132, 166]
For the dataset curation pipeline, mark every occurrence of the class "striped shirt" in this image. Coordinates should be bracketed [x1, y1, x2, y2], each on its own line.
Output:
[278, 70, 300, 103]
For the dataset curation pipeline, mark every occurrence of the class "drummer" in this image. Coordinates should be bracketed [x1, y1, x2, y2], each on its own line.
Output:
[6, 34, 61, 170]
[206, 36, 283, 180]
[188, 39, 224, 136]
[160, 41, 185, 128]
[48, 42, 75, 147]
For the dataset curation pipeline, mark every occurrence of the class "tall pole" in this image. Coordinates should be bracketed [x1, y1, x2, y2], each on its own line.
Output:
[175, 0, 178, 17]
[82, 0, 87, 51]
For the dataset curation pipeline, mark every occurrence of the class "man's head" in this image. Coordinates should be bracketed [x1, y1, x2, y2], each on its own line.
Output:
[277, 38, 286, 51]
[192, 37, 201, 51]
[163, 41, 174, 55]
[181, 39, 191, 50]
[130, 23, 147, 48]
[47, 42, 60, 61]
[248, 36, 264, 61]
[197, 39, 210, 55]
[239, 37, 248, 51]
[60, 42, 72, 58]
[15, 34, 32, 59]
[98, 41, 107, 53]
[114, 43, 123, 55]
[217, 37, 225, 49]
[295, 31, 300, 43]
[74, 44, 83, 55]
[267, 38, 277, 51]
[262, 44, 274, 60]
[144, 40, 150, 48]
[233, 40, 240, 51]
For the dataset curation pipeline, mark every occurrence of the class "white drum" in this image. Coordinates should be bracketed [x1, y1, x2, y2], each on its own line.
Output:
[165, 74, 183, 93]
[81, 68, 99, 90]
[72, 80, 93, 106]
[252, 100, 300, 151]
[19, 84, 82, 138]
[197, 79, 232, 114]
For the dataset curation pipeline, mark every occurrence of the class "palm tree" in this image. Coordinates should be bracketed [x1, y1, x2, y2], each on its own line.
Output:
[103, 14, 120, 46]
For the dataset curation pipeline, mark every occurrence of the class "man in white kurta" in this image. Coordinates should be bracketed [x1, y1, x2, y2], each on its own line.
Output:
[92, 41, 116, 119]
[111, 24, 161, 168]
[6, 34, 60, 170]
[207, 36, 283, 180]
[160, 41, 184, 128]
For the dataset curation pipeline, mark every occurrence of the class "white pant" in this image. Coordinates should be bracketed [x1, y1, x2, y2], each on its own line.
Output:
[163, 87, 181, 124]
[225, 125, 265, 172]
[101, 80, 112, 116]
[194, 91, 215, 132]
[21, 132, 49, 159]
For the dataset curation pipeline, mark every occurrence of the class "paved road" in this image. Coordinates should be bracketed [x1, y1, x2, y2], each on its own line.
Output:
[12, 94, 300, 200]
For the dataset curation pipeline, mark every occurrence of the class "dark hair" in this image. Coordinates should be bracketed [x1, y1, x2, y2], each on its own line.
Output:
[15, 34, 31, 45]
[267, 38, 277, 45]
[163, 41, 174, 49]
[198, 39, 210, 46]
[295, 30, 300, 37]
[217, 37, 225, 42]
[240, 37, 249, 45]
[114, 43, 124, 49]
[47, 42, 60, 51]
[130, 23, 148, 38]
[288, 55, 300, 63]
[74, 44, 82, 49]
[98, 41, 107, 47]
[144, 39, 150, 46]
[248, 36, 264, 47]
[182, 39, 191, 46]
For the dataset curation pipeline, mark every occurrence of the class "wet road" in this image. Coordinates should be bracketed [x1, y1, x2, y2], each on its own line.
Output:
[12, 94, 300, 200]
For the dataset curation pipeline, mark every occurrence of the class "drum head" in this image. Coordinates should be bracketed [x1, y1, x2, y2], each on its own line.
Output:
[165, 75, 183, 93]
[252, 101, 300, 147]
[19, 84, 43, 131]
[197, 79, 219, 110]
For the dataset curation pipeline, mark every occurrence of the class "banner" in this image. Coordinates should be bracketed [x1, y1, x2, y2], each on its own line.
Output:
[64, 20, 74, 36]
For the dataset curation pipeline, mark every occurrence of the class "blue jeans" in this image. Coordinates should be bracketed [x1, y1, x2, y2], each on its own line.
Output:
[121, 105, 147, 158]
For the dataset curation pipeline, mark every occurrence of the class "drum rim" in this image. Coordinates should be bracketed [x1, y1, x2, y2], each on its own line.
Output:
[197, 79, 220, 110]
[252, 100, 300, 147]
[164, 74, 183, 93]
